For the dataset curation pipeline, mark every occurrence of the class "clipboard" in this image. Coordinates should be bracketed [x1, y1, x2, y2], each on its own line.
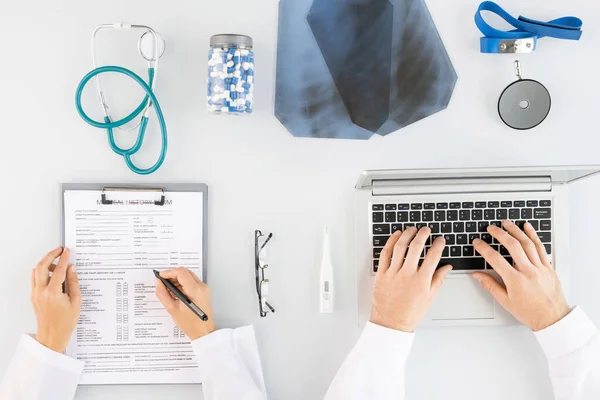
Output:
[61, 183, 208, 282]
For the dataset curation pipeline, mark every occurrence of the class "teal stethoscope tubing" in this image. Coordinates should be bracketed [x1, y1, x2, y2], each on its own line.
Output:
[75, 66, 167, 175]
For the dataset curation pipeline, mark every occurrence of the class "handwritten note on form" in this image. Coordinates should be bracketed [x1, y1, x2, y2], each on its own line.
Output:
[64, 189, 204, 385]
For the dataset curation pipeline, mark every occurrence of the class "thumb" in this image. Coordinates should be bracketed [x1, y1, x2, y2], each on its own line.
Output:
[66, 265, 81, 306]
[431, 264, 452, 297]
[155, 279, 178, 312]
[472, 272, 509, 309]
[176, 268, 206, 299]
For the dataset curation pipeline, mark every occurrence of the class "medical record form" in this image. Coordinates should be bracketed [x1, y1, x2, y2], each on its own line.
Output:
[64, 189, 204, 385]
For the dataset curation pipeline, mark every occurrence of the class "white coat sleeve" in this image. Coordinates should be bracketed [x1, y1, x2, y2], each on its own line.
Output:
[323, 322, 414, 400]
[534, 306, 600, 400]
[192, 325, 267, 400]
[0, 334, 83, 400]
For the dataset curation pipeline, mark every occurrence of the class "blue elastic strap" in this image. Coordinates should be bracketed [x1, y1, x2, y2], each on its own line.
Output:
[475, 1, 583, 53]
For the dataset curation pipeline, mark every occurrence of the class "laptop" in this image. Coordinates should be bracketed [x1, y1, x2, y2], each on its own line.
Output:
[355, 166, 600, 327]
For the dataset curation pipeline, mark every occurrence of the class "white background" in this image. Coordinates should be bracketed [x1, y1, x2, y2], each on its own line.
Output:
[0, 0, 599, 399]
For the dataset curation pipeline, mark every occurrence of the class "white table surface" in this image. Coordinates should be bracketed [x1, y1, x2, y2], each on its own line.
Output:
[1, 0, 599, 399]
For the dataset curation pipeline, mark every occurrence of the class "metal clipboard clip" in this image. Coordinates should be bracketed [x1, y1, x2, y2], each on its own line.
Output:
[100, 186, 166, 206]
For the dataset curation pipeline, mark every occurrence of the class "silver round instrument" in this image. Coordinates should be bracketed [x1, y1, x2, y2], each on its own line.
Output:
[498, 79, 551, 130]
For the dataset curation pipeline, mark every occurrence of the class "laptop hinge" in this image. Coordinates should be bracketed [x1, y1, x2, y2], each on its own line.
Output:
[372, 176, 552, 196]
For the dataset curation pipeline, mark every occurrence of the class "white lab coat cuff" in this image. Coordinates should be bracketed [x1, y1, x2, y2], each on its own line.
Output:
[21, 334, 84, 374]
[534, 306, 598, 360]
[358, 322, 415, 363]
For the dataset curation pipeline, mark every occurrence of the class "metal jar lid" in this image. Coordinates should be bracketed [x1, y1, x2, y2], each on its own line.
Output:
[210, 34, 253, 49]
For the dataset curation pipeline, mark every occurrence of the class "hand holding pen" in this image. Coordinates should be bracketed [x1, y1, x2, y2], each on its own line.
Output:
[155, 268, 216, 340]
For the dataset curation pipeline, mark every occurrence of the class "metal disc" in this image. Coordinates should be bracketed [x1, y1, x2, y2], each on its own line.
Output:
[138, 31, 165, 61]
[498, 79, 551, 130]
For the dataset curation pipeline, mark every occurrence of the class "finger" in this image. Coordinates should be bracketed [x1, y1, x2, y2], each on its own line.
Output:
[389, 227, 418, 273]
[378, 231, 402, 274]
[488, 224, 533, 272]
[49, 248, 70, 290]
[524, 222, 552, 267]
[430, 264, 452, 297]
[66, 265, 81, 306]
[502, 221, 541, 268]
[420, 236, 446, 278]
[35, 247, 63, 288]
[472, 272, 510, 310]
[473, 239, 516, 280]
[402, 227, 431, 273]
[155, 278, 178, 312]
[175, 267, 203, 293]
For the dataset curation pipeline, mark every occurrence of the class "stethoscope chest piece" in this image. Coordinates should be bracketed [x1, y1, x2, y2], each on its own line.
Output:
[497, 60, 551, 130]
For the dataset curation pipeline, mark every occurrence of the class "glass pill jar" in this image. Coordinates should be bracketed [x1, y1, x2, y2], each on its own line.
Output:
[207, 34, 255, 115]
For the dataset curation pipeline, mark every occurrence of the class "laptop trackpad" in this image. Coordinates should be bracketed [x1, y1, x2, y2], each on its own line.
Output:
[429, 275, 495, 320]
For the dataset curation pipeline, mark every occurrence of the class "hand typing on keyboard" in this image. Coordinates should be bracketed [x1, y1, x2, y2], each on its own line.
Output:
[370, 227, 452, 332]
[471, 221, 570, 332]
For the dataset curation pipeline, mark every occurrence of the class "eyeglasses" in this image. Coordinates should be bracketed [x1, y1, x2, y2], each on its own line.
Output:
[255, 230, 275, 317]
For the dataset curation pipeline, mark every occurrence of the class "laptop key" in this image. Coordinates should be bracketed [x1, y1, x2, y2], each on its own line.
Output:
[462, 202, 474, 209]
[538, 232, 551, 243]
[441, 223, 452, 233]
[398, 203, 410, 210]
[475, 202, 487, 209]
[440, 258, 485, 270]
[404, 223, 415, 229]
[391, 223, 402, 233]
[514, 201, 526, 207]
[500, 246, 510, 256]
[417, 223, 427, 230]
[453, 222, 465, 233]
[435, 211, 446, 221]
[463, 246, 475, 257]
[544, 243, 552, 254]
[509, 209, 520, 220]
[410, 211, 421, 222]
[457, 234, 468, 244]
[459, 210, 471, 220]
[450, 202, 461, 209]
[450, 246, 461, 257]
[521, 209, 533, 219]
[442, 247, 449, 257]
[432, 234, 442, 242]
[447, 210, 459, 221]
[481, 233, 492, 244]
[428, 223, 440, 233]
[472, 210, 483, 220]
[373, 204, 384, 211]
[437, 202, 448, 209]
[488, 201, 500, 208]
[484, 209, 495, 220]
[528, 220, 539, 230]
[385, 212, 396, 223]
[466, 222, 477, 232]
[373, 224, 390, 234]
[540, 220, 551, 231]
[515, 220, 526, 230]
[469, 233, 480, 243]
[497, 209, 508, 220]
[444, 234, 456, 245]
[424, 203, 436, 210]
[411, 204, 423, 210]
[526, 200, 538, 207]
[373, 212, 384, 223]
[373, 260, 379, 272]
[540, 200, 552, 207]
[501, 201, 512, 208]
[535, 208, 551, 219]
[373, 236, 390, 246]
[398, 211, 409, 222]
[478, 222, 489, 232]
[373, 248, 383, 258]
[422, 211, 434, 222]
[490, 221, 502, 228]
[385, 204, 397, 210]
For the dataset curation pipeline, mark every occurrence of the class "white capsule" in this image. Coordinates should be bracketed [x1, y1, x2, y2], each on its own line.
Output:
[224, 90, 230, 99]
[234, 70, 241, 78]
[238, 98, 247, 105]
[219, 72, 227, 79]
[234, 50, 241, 56]
[227, 53, 233, 60]
[226, 61, 234, 67]
[241, 49, 249, 56]
[242, 62, 250, 70]
[210, 71, 218, 78]
[229, 84, 234, 91]
[236, 87, 244, 93]
[248, 76, 254, 84]
[211, 52, 220, 59]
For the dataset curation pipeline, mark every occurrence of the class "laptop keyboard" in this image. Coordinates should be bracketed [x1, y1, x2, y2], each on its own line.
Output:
[371, 200, 553, 273]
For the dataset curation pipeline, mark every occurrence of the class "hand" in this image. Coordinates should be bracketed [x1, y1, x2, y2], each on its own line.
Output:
[155, 267, 216, 340]
[472, 221, 570, 332]
[370, 227, 453, 332]
[31, 247, 81, 353]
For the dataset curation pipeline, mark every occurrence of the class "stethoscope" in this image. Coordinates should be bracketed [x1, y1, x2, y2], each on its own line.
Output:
[75, 23, 167, 175]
